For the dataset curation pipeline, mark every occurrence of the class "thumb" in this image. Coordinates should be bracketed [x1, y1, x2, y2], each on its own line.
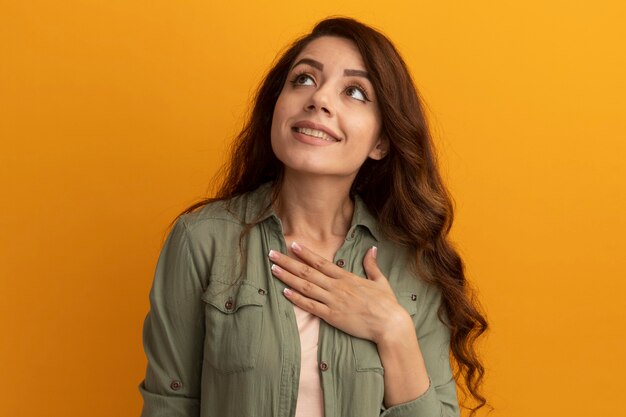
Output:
[363, 246, 388, 284]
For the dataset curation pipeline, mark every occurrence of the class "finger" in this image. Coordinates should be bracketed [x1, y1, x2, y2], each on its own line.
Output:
[363, 246, 388, 284]
[283, 287, 331, 320]
[289, 241, 345, 279]
[268, 249, 332, 289]
[270, 263, 332, 304]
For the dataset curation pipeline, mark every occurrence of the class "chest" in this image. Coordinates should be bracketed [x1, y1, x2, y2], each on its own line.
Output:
[282, 233, 345, 265]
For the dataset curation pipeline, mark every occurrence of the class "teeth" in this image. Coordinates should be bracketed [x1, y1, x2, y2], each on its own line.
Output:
[295, 127, 337, 141]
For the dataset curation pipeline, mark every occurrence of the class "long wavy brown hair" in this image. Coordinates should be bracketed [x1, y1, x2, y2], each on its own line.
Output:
[176, 17, 489, 415]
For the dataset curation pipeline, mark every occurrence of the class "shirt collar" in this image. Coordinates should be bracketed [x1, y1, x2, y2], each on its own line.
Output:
[350, 194, 380, 241]
[244, 182, 380, 242]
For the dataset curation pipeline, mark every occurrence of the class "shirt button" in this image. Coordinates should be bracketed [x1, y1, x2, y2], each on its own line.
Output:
[258, 288, 266, 295]
[411, 294, 417, 301]
[350, 230, 356, 238]
[319, 361, 329, 371]
[225, 299, 235, 310]
[335, 259, 345, 267]
[170, 380, 182, 391]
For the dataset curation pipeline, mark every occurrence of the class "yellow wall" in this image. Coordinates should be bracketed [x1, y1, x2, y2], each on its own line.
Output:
[1, 1, 624, 416]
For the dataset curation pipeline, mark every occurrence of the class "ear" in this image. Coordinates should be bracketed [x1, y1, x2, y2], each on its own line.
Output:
[368, 136, 389, 160]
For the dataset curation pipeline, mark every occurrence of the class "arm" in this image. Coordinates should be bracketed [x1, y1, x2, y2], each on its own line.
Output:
[139, 217, 206, 417]
[376, 310, 430, 408]
[378, 285, 459, 417]
[269, 243, 459, 417]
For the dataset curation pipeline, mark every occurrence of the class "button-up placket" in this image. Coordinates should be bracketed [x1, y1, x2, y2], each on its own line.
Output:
[261, 215, 302, 417]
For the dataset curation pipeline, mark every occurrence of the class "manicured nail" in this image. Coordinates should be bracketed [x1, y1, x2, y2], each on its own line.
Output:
[371, 246, 378, 259]
[291, 241, 302, 252]
[268, 250, 279, 260]
[271, 264, 282, 274]
[283, 287, 293, 297]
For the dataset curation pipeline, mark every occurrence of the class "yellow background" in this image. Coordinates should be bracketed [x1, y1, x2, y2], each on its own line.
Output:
[1, 1, 625, 416]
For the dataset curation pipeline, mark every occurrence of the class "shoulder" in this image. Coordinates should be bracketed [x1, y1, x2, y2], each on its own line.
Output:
[169, 185, 273, 255]
[179, 184, 272, 232]
[181, 196, 244, 229]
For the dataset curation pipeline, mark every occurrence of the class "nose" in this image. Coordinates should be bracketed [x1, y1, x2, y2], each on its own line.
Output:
[304, 85, 334, 116]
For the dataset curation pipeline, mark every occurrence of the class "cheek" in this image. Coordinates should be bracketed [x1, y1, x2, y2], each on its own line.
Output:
[271, 95, 290, 133]
[348, 115, 381, 148]
[270, 99, 288, 158]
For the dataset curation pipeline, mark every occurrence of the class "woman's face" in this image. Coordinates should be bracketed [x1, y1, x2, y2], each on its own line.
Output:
[270, 36, 386, 181]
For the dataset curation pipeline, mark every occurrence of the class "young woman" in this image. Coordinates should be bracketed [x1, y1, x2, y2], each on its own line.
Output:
[140, 17, 488, 417]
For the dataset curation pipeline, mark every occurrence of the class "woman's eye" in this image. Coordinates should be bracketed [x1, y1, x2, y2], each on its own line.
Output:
[345, 86, 367, 102]
[293, 73, 315, 86]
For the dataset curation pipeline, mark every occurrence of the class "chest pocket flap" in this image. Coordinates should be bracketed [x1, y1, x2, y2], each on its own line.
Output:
[201, 280, 268, 374]
[397, 291, 418, 316]
[201, 280, 267, 313]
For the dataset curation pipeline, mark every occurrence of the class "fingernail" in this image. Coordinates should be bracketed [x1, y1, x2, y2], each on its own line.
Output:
[291, 241, 302, 252]
[283, 287, 293, 297]
[268, 250, 279, 260]
[271, 264, 282, 273]
[371, 246, 378, 259]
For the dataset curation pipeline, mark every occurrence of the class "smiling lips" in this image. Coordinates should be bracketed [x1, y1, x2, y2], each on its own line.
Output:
[293, 126, 339, 142]
[291, 120, 341, 143]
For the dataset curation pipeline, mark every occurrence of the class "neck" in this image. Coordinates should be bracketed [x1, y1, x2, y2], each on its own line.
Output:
[274, 170, 355, 241]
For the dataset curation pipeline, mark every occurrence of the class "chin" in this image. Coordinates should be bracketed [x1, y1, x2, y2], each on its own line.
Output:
[283, 162, 334, 176]
[272, 144, 359, 178]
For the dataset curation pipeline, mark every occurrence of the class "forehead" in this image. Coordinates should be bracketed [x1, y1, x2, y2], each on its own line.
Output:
[294, 36, 366, 70]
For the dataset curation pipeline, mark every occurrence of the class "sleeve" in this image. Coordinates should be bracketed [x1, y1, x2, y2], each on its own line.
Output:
[139, 216, 206, 417]
[380, 285, 460, 417]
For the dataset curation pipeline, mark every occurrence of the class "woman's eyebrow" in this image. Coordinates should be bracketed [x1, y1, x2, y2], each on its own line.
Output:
[344, 69, 369, 79]
[291, 58, 369, 79]
[292, 58, 323, 71]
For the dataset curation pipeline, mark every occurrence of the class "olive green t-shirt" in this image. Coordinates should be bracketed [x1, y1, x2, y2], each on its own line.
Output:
[139, 183, 459, 417]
